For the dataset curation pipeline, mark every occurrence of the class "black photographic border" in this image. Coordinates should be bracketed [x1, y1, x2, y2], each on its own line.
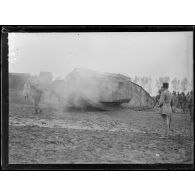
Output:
[1, 25, 194, 171]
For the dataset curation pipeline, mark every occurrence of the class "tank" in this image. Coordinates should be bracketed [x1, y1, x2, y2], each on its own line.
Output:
[63, 68, 132, 108]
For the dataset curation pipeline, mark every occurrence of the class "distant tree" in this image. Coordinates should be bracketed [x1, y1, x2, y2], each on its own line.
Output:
[171, 78, 180, 92]
[155, 79, 162, 91]
[189, 78, 193, 91]
[123, 73, 131, 81]
[140, 77, 149, 89]
[145, 77, 153, 94]
[133, 76, 140, 85]
[181, 77, 188, 93]
[138, 76, 152, 93]
[166, 77, 170, 82]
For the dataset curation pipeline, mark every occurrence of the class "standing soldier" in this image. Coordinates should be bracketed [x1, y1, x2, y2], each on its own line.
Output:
[188, 91, 194, 122]
[23, 80, 31, 100]
[155, 90, 161, 106]
[187, 90, 194, 137]
[181, 92, 186, 113]
[178, 92, 183, 109]
[186, 92, 190, 112]
[159, 82, 173, 137]
[172, 91, 177, 113]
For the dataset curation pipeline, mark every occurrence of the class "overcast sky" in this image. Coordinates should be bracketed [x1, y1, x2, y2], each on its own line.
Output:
[9, 32, 193, 94]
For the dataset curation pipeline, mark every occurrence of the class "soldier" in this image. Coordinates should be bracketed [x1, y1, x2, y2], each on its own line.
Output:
[188, 91, 194, 122]
[178, 92, 183, 109]
[159, 82, 173, 137]
[155, 90, 161, 106]
[186, 92, 190, 112]
[181, 92, 187, 113]
[24, 78, 43, 115]
[23, 80, 31, 100]
[30, 84, 43, 114]
[172, 91, 177, 113]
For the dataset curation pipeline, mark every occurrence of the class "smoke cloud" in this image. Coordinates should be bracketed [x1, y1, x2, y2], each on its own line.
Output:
[35, 69, 131, 110]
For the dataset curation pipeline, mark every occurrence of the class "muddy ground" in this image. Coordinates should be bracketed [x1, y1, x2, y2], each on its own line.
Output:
[9, 90, 194, 164]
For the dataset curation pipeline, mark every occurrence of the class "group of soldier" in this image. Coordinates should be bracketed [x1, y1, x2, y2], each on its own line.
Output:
[155, 82, 193, 137]
[156, 89, 193, 118]
[172, 91, 193, 114]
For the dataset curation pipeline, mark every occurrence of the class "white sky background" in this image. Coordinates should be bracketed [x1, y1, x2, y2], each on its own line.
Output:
[9, 32, 193, 95]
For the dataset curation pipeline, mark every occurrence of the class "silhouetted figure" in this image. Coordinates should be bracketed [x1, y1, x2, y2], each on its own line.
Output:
[181, 92, 187, 113]
[30, 84, 43, 114]
[23, 80, 43, 115]
[188, 91, 194, 122]
[155, 90, 161, 106]
[172, 91, 177, 112]
[23, 80, 31, 100]
[159, 83, 173, 137]
[178, 92, 183, 109]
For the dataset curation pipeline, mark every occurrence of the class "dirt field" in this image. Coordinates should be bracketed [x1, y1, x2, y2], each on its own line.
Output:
[9, 90, 194, 164]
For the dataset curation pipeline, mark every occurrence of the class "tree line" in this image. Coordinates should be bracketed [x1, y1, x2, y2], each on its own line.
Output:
[131, 76, 193, 95]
